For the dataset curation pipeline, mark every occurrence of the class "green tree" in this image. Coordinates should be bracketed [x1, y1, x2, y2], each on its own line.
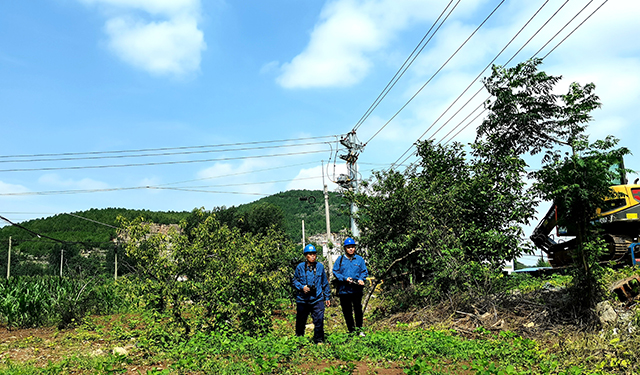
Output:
[352, 138, 535, 304]
[530, 137, 629, 307]
[117, 211, 298, 336]
[237, 202, 286, 236]
[479, 58, 630, 308]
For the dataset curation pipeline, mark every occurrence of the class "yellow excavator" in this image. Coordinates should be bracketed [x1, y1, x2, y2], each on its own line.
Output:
[530, 162, 640, 267]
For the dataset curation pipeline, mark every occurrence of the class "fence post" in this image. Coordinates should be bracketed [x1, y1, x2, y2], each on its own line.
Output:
[114, 246, 118, 281]
[6, 236, 10, 279]
[60, 248, 64, 277]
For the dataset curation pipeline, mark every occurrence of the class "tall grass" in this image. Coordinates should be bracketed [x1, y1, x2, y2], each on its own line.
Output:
[0, 276, 128, 329]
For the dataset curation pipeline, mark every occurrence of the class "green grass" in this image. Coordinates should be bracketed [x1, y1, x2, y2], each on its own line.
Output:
[0, 314, 618, 374]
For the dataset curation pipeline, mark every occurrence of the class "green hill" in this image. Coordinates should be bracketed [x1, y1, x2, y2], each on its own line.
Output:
[0, 190, 350, 275]
[236, 189, 350, 242]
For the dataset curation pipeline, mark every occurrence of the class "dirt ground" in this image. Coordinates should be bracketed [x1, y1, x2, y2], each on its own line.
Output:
[0, 324, 414, 374]
[0, 323, 171, 374]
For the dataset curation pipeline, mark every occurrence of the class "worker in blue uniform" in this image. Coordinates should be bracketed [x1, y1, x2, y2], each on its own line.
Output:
[293, 244, 331, 343]
[332, 237, 369, 335]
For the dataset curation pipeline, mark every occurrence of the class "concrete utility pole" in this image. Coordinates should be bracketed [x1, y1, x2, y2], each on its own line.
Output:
[301, 220, 306, 248]
[114, 245, 118, 281]
[337, 131, 364, 237]
[322, 161, 333, 274]
[6, 236, 11, 279]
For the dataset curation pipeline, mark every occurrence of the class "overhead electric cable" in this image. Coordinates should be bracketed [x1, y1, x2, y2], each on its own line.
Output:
[0, 215, 66, 244]
[430, 0, 605, 151]
[65, 213, 118, 229]
[540, 0, 606, 59]
[352, 0, 459, 132]
[0, 135, 337, 160]
[399, 0, 557, 150]
[0, 177, 324, 197]
[388, 0, 564, 170]
[362, 0, 507, 147]
[150, 188, 270, 196]
[441, 107, 487, 145]
[0, 140, 333, 164]
[389, 0, 598, 170]
[0, 149, 328, 173]
[0, 186, 274, 197]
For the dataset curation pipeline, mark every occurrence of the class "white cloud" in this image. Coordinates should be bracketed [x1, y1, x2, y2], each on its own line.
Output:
[197, 160, 276, 196]
[79, 0, 206, 77]
[286, 164, 347, 191]
[276, 0, 484, 89]
[38, 174, 109, 190]
[105, 15, 205, 76]
[78, 0, 201, 17]
[0, 181, 30, 195]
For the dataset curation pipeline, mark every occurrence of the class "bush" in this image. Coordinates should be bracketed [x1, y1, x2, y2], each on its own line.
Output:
[118, 210, 299, 336]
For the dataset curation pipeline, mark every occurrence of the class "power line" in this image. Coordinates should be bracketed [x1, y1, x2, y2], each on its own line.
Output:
[0, 149, 329, 173]
[65, 213, 118, 229]
[151, 188, 270, 196]
[0, 176, 324, 197]
[0, 135, 337, 160]
[438, 0, 606, 149]
[0, 161, 323, 197]
[361, 0, 507, 147]
[389, 0, 567, 169]
[0, 140, 333, 165]
[389, 0, 607, 171]
[0, 215, 66, 244]
[352, 0, 460, 132]
[407, 0, 559, 153]
[0, 186, 269, 197]
[541, 0, 606, 59]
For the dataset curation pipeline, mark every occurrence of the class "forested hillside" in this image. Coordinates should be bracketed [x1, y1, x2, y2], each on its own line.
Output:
[237, 189, 350, 242]
[0, 190, 349, 276]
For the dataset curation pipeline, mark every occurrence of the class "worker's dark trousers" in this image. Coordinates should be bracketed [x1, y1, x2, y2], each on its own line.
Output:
[339, 292, 363, 333]
[295, 300, 325, 343]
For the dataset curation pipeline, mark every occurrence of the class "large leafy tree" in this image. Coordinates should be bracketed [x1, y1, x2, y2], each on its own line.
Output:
[353, 138, 535, 302]
[354, 58, 629, 310]
[530, 137, 629, 307]
[478, 59, 600, 155]
[479, 58, 630, 308]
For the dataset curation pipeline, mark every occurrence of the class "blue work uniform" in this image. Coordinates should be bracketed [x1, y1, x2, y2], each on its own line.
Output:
[332, 254, 369, 333]
[332, 254, 369, 295]
[293, 261, 330, 343]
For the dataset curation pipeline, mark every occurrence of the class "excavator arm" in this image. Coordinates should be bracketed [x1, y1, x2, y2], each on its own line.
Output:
[530, 204, 558, 253]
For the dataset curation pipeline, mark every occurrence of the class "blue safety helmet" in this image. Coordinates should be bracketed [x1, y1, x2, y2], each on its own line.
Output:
[343, 237, 356, 247]
[303, 244, 317, 254]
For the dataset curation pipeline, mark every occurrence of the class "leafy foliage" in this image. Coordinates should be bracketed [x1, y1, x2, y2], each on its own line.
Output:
[480, 58, 631, 309]
[0, 208, 191, 277]
[478, 58, 600, 156]
[118, 210, 300, 336]
[352, 139, 535, 303]
[229, 189, 350, 242]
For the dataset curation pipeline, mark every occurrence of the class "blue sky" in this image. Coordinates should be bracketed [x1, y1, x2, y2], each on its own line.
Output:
[1, 0, 639, 262]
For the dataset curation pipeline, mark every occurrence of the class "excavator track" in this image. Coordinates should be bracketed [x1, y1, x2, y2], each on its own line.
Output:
[546, 234, 633, 268]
